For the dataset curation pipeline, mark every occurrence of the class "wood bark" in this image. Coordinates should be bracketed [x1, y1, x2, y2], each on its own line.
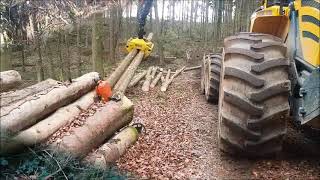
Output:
[150, 69, 163, 88]
[161, 69, 171, 90]
[161, 75, 165, 83]
[0, 70, 22, 92]
[161, 67, 186, 92]
[142, 67, 155, 92]
[1, 79, 58, 108]
[0, 37, 12, 71]
[150, 67, 158, 79]
[0, 91, 96, 154]
[184, 66, 201, 72]
[92, 13, 105, 77]
[106, 49, 138, 88]
[113, 33, 153, 94]
[83, 126, 138, 168]
[128, 70, 147, 88]
[50, 95, 134, 158]
[0, 72, 100, 137]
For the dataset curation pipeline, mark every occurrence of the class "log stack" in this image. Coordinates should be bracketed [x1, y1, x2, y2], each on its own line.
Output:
[0, 72, 100, 137]
[50, 95, 134, 158]
[0, 70, 22, 92]
[128, 65, 198, 92]
[0, 33, 160, 170]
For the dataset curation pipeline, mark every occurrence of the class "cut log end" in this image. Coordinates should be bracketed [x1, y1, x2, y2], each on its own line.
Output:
[83, 126, 139, 169]
[0, 70, 22, 92]
[50, 95, 134, 158]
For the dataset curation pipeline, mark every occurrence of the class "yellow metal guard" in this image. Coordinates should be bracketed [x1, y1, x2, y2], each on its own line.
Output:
[126, 38, 154, 58]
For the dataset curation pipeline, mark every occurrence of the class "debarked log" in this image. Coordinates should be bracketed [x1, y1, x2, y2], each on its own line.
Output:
[49, 95, 134, 158]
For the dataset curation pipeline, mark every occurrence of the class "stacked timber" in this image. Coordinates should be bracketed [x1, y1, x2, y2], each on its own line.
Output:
[0, 73, 99, 153]
[0, 70, 22, 92]
[83, 126, 139, 168]
[128, 65, 199, 92]
[0, 33, 153, 169]
[50, 94, 134, 158]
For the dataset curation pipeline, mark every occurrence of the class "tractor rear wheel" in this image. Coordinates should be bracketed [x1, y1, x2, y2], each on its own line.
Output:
[218, 32, 291, 156]
[205, 53, 222, 104]
[200, 55, 207, 94]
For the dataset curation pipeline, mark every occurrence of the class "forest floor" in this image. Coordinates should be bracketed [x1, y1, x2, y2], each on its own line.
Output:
[117, 66, 320, 179]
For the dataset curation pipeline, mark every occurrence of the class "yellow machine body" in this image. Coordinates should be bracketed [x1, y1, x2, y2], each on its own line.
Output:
[126, 38, 154, 58]
[250, 0, 320, 67]
[293, 0, 320, 67]
[250, 2, 291, 40]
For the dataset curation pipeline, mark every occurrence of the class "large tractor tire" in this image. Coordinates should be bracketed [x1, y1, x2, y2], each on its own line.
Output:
[218, 32, 291, 156]
[200, 55, 207, 94]
[205, 53, 222, 104]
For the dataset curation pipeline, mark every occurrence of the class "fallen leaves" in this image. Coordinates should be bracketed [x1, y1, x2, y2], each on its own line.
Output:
[47, 102, 105, 144]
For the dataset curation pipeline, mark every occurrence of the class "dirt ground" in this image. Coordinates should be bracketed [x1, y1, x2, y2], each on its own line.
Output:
[117, 69, 320, 179]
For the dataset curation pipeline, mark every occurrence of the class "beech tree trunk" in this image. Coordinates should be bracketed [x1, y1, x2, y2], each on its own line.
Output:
[161, 69, 171, 91]
[106, 49, 138, 88]
[92, 13, 105, 77]
[113, 33, 153, 94]
[141, 66, 155, 92]
[161, 67, 185, 92]
[128, 70, 147, 88]
[150, 69, 163, 88]
[150, 67, 158, 79]
[184, 66, 201, 72]
[83, 126, 138, 168]
[0, 91, 96, 154]
[0, 72, 100, 137]
[1, 79, 58, 108]
[50, 95, 134, 158]
[0, 70, 22, 92]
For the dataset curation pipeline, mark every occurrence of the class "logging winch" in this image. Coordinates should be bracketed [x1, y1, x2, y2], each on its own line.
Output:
[126, 38, 154, 58]
[96, 0, 154, 102]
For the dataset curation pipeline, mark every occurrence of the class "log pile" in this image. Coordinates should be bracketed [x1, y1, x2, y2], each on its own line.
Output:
[128, 65, 199, 92]
[0, 70, 22, 92]
[0, 72, 100, 137]
[0, 33, 154, 170]
[83, 126, 139, 169]
[50, 95, 134, 158]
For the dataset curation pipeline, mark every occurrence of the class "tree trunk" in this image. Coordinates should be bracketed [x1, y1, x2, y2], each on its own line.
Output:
[50, 95, 134, 158]
[1, 79, 58, 107]
[58, 31, 65, 81]
[0, 36, 12, 71]
[64, 33, 72, 80]
[77, 19, 82, 77]
[161, 69, 171, 89]
[46, 43, 56, 80]
[161, 67, 186, 92]
[0, 70, 22, 92]
[113, 33, 153, 94]
[150, 69, 163, 88]
[141, 66, 155, 92]
[92, 13, 105, 77]
[0, 91, 96, 154]
[0, 72, 100, 137]
[83, 126, 138, 168]
[106, 49, 138, 88]
[36, 35, 45, 82]
[184, 65, 201, 72]
[21, 42, 26, 72]
[128, 70, 147, 88]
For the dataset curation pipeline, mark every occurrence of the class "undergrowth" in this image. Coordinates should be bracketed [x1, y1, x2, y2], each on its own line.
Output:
[0, 148, 127, 180]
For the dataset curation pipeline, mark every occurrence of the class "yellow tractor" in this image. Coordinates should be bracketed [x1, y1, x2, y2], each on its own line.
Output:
[202, 0, 319, 156]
